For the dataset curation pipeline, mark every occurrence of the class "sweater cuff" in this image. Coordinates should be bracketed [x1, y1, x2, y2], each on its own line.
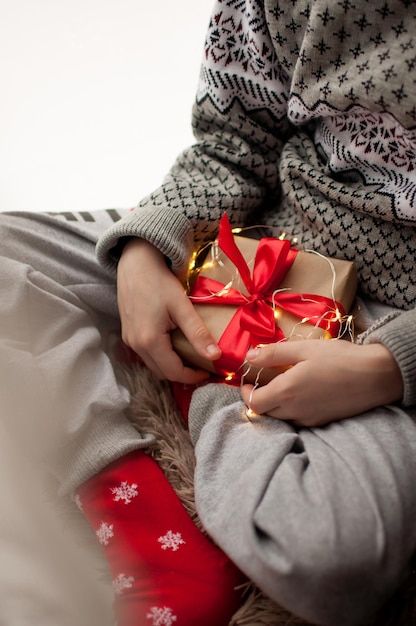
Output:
[95, 205, 194, 278]
[359, 309, 416, 407]
[188, 383, 242, 444]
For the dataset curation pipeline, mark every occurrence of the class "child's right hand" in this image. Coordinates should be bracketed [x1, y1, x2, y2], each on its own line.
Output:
[116, 238, 221, 383]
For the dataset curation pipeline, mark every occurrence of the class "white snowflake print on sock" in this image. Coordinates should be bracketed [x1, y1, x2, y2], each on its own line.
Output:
[77, 453, 243, 626]
[111, 481, 138, 504]
[96, 521, 114, 546]
[158, 530, 186, 552]
[112, 573, 135, 596]
[146, 606, 177, 626]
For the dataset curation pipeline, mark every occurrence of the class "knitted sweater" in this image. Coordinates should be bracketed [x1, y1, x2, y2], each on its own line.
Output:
[96, 0, 416, 405]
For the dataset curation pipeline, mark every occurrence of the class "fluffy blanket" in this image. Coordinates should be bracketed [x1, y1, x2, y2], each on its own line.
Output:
[120, 363, 416, 626]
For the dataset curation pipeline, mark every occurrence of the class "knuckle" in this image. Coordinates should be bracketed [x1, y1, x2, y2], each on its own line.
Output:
[127, 328, 157, 354]
[136, 334, 156, 353]
[189, 323, 211, 344]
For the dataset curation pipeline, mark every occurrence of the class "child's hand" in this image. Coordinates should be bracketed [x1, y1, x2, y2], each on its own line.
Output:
[117, 238, 221, 383]
[241, 339, 404, 427]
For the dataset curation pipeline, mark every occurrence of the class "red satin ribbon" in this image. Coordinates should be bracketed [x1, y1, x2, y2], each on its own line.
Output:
[190, 213, 344, 377]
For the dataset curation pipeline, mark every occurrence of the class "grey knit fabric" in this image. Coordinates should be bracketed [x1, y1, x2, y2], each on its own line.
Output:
[97, 0, 416, 310]
[96, 0, 416, 408]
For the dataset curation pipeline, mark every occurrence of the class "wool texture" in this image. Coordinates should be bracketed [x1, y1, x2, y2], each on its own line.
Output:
[96, 0, 416, 312]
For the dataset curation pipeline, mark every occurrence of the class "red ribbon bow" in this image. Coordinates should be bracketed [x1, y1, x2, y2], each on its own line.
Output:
[190, 213, 343, 377]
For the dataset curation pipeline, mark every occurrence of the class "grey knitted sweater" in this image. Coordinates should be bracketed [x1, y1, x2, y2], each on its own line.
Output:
[96, 0, 416, 405]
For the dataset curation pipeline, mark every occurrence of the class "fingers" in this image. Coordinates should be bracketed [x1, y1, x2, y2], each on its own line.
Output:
[241, 340, 363, 426]
[246, 341, 304, 369]
[117, 237, 222, 382]
[241, 382, 282, 419]
[122, 314, 213, 384]
[241, 342, 303, 419]
[133, 286, 220, 382]
[171, 296, 222, 362]
[136, 332, 212, 384]
[117, 238, 219, 383]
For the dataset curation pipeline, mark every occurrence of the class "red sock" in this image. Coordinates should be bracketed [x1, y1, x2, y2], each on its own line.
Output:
[77, 451, 244, 626]
[171, 383, 197, 425]
[171, 377, 230, 425]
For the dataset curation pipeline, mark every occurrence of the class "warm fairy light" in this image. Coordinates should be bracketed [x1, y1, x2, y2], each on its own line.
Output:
[188, 251, 198, 272]
[217, 281, 233, 297]
[185, 224, 357, 392]
[344, 315, 355, 341]
[245, 408, 260, 419]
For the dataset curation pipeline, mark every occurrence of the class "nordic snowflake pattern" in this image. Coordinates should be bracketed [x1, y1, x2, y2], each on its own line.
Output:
[112, 573, 135, 596]
[111, 481, 139, 505]
[197, 0, 416, 226]
[315, 111, 416, 222]
[146, 606, 177, 626]
[96, 521, 114, 546]
[158, 530, 186, 552]
[197, 0, 288, 118]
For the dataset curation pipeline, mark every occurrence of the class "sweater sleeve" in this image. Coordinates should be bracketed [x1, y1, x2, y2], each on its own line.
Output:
[95, 0, 293, 278]
[357, 308, 416, 408]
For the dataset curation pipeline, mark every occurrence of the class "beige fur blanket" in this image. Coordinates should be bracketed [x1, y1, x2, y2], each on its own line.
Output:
[120, 363, 416, 626]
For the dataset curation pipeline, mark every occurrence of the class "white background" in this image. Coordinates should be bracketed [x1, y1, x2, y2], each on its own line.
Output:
[0, 3, 215, 622]
[0, 0, 214, 213]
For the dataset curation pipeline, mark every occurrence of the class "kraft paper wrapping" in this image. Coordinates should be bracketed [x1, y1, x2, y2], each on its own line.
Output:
[172, 234, 357, 385]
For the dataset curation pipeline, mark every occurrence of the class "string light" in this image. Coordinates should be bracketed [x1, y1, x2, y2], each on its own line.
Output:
[245, 383, 261, 419]
[188, 251, 198, 272]
[217, 281, 233, 297]
[185, 224, 356, 391]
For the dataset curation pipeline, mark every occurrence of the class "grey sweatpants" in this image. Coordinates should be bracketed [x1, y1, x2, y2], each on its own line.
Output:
[0, 209, 154, 495]
[2, 209, 416, 626]
[189, 383, 416, 626]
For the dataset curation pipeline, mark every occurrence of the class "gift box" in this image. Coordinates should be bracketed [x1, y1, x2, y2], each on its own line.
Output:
[172, 214, 357, 385]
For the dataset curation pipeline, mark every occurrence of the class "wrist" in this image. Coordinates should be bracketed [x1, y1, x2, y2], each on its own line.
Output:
[119, 238, 166, 270]
[364, 343, 404, 406]
[359, 309, 416, 407]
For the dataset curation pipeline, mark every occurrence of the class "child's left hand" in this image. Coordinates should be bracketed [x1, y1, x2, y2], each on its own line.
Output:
[241, 339, 404, 427]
